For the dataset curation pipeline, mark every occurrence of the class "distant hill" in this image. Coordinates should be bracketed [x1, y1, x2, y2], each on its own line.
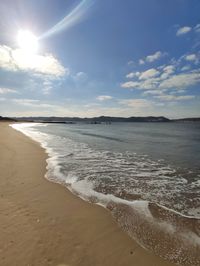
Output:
[2, 115, 200, 123]
[15, 116, 170, 123]
[0, 116, 17, 122]
[172, 117, 200, 122]
[90, 116, 170, 122]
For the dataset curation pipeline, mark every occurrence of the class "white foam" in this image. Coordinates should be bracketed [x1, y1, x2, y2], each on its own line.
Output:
[191, 179, 200, 188]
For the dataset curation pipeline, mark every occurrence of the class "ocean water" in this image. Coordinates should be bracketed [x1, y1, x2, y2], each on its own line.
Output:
[11, 122, 200, 265]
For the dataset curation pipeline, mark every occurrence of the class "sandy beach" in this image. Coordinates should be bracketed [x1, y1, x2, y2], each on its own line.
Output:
[0, 122, 175, 266]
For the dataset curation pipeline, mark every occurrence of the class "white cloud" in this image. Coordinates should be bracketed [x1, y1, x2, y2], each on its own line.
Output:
[122, 59, 200, 93]
[194, 24, 200, 33]
[0, 45, 67, 78]
[138, 78, 160, 90]
[84, 103, 101, 108]
[185, 54, 196, 61]
[181, 65, 191, 71]
[160, 65, 175, 79]
[119, 98, 153, 108]
[139, 51, 166, 65]
[12, 99, 40, 106]
[139, 59, 145, 65]
[42, 80, 54, 95]
[176, 26, 191, 36]
[139, 68, 160, 80]
[184, 54, 198, 63]
[127, 60, 134, 65]
[126, 71, 140, 79]
[73, 72, 88, 83]
[176, 23, 200, 36]
[172, 52, 199, 68]
[76, 72, 86, 77]
[159, 70, 200, 89]
[143, 90, 163, 96]
[0, 87, 18, 94]
[75, 71, 87, 80]
[121, 81, 141, 89]
[169, 89, 186, 94]
[154, 94, 195, 101]
[12, 98, 58, 109]
[143, 89, 195, 103]
[163, 65, 175, 74]
[96, 95, 113, 101]
[146, 51, 163, 63]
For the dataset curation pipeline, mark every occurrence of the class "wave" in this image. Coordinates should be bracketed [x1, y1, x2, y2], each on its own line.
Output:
[80, 131, 124, 142]
[10, 123, 200, 265]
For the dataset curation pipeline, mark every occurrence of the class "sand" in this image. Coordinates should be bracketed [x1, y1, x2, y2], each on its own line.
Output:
[0, 122, 175, 266]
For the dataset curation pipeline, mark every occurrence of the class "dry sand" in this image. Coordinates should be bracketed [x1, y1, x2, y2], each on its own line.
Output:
[0, 122, 175, 266]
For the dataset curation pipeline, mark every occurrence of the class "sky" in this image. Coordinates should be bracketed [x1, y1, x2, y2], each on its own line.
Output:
[0, 0, 200, 118]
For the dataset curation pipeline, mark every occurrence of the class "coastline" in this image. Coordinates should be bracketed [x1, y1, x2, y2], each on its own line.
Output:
[0, 122, 176, 266]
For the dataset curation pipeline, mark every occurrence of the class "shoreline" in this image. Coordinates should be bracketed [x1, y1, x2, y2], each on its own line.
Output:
[0, 122, 177, 265]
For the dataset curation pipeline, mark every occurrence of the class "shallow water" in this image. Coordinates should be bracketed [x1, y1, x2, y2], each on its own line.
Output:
[11, 122, 200, 265]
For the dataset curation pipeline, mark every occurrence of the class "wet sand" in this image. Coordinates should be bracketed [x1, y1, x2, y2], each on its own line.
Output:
[0, 122, 175, 266]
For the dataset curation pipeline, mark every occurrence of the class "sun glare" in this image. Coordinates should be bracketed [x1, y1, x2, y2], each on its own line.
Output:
[17, 30, 38, 53]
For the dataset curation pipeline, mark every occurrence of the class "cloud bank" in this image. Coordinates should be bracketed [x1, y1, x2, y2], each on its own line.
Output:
[96, 95, 113, 101]
[176, 26, 191, 36]
[0, 45, 66, 78]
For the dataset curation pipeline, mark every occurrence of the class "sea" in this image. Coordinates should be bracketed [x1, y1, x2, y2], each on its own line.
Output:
[11, 122, 200, 265]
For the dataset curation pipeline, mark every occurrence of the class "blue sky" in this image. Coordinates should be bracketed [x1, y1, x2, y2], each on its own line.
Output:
[0, 0, 200, 118]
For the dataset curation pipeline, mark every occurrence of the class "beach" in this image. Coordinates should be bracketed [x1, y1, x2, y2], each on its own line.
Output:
[0, 122, 176, 266]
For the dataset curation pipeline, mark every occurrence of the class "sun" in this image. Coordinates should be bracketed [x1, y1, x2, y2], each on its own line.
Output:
[17, 30, 38, 53]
